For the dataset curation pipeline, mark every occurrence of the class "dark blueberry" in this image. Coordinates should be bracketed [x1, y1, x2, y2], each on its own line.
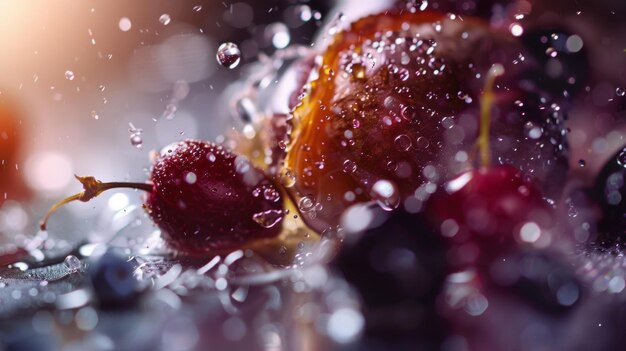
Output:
[491, 251, 582, 314]
[89, 252, 139, 309]
[520, 28, 589, 97]
[331, 208, 447, 341]
[2, 329, 56, 351]
[593, 145, 626, 246]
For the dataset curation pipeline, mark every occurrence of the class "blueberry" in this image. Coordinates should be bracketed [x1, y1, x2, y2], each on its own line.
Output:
[520, 28, 589, 97]
[331, 208, 447, 342]
[88, 252, 139, 309]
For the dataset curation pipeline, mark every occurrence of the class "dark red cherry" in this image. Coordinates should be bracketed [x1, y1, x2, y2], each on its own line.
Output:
[145, 140, 284, 254]
[426, 165, 557, 271]
[42, 139, 284, 255]
[283, 11, 569, 232]
[592, 144, 626, 246]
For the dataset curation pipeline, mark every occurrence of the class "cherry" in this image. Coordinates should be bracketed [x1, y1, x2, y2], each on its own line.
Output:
[282, 11, 569, 232]
[428, 163, 555, 270]
[592, 144, 626, 246]
[423, 64, 563, 270]
[416, 57, 582, 351]
[41, 139, 284, 255]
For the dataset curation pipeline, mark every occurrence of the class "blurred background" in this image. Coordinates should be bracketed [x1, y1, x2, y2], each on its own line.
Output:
[1, 0, 624, 249]
[0, 0, 339, 242]
[0, 1, 624, 350]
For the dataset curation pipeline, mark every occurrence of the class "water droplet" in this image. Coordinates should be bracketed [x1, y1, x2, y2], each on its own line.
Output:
[130, 134, 143, 148]
[394, 134, 412, 151]
[371, 179, 400, 211]
[298, 195, 315, 213]
[278, 245, 288, 255]
[192, 5, 203, 12]
[546, 47, 557, 58]
[263, 186, 280, 202]
[65, 70, 75, 81]
[342, 159, 357, 173]
[525, 122, 543, 139]
[617, 148, 626, 168]
[279, 168, 296, 187]
[415, 136, 430, 149]
[267, 23, 290, 49]
[159, 14, 171, 25]
[616, 87, 625, 97]
[185, 172, 197, 184]
[91, 110, 99, 120]
[207, 152, 217, 162]
[216, 42, 241, 69]
[64, 255, 82, 273]
[567, 204, 579, 218]
[118, 17, 132, 32]
[162, 103, 177, 120]
[297, 5, 312, 21]
[509, 23, 524, 37]
[252, 209, 283, 228]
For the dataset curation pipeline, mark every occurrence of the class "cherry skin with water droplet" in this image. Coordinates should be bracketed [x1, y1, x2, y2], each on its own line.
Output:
[426, 165, 556, 271]
[145, 140, 284, 254]
[41, 139, 284, 256]
[283, 11, 569, 232]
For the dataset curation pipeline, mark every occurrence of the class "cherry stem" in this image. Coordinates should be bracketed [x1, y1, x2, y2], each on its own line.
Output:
[40, 175, 153, 231]
[476, 64, 505, 168]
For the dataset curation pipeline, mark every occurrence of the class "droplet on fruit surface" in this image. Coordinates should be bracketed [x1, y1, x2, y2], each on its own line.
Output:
[159, 14, 171, 25]
[394, 134, 412, 151]
[252, 209, 283, 228]
[216, 42, 241, 69]
[64, 70, 75, 81]
[262, 186, 280, 202]
[298, 195, 315, 213]
[371, 179, 400, 211]
[617, 148, 626, 168]
[279, 167, 296, 188]
[184, 172, 197, 184]
[617, 87, 625, 97]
